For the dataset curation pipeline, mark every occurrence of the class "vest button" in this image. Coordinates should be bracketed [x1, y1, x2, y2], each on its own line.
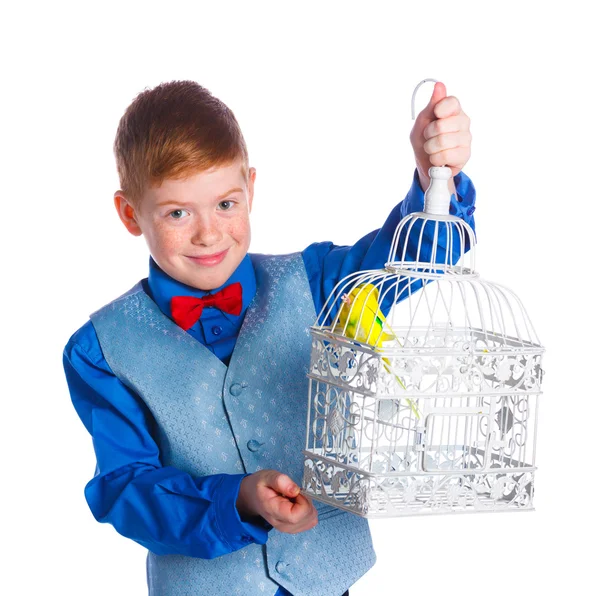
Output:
[211, 325, 223, 336]
[247, 439, 264, 452]
[229, 383, 245, 396]
[275, 561, 288, 574]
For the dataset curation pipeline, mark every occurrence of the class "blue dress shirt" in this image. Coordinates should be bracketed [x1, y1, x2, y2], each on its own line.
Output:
[63, 170, 475, 592]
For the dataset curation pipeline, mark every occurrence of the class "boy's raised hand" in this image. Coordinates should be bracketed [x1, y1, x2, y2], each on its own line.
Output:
[237, 470, 318, 534]
[410, 81, 472, 192]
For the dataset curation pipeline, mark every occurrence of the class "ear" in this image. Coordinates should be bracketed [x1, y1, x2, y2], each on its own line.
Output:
[114, 191, 143, 236]
[247, 167, 256, 213]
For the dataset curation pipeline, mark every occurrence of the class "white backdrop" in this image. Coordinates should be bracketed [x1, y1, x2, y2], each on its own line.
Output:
[3, 1, 598, 594]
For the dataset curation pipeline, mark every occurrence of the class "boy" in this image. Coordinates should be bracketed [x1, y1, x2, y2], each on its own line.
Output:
[63, 80, 474, 596]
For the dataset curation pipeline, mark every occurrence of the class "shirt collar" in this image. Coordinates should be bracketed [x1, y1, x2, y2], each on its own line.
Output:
[147, 254, 257, 323]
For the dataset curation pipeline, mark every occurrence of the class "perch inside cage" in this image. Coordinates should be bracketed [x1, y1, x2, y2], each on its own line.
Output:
[302, 165, 544, 518]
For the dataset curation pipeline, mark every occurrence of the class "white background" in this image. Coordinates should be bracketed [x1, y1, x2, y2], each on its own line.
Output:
[3, 1, 598, 594]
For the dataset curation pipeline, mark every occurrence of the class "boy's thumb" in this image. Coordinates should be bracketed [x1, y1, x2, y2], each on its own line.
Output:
[420, 81, 447, 120]
[275, 473, 300, 498]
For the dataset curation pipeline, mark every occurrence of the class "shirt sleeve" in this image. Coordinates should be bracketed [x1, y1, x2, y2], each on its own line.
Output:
[302, 168, 476, 316]
[63, 321, 270, 559]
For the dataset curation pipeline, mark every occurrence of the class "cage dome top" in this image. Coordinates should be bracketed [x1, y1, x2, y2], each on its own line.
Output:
[386, 165, 477, 279]
[314, 166, 540, 352]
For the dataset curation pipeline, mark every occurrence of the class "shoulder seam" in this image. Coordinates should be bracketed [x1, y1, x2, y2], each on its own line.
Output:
[66, 326, 111, 369]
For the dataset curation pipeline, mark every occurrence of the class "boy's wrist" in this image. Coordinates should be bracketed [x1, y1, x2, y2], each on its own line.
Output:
[236, 474, 257, 520]
[417, 166, 429, 193]
[215, 474, 270, 547]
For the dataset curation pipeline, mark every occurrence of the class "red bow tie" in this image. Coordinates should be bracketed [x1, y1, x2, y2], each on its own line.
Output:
[171, 282, 243, 330]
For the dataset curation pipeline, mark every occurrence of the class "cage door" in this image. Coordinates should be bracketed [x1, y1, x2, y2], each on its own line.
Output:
[420, 405, 493, 472]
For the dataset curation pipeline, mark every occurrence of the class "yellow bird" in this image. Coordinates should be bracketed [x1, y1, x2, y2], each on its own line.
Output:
[334, 283, 420, 419]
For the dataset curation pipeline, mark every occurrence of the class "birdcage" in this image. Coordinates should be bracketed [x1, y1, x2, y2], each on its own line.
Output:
[301, 165, 544, 518]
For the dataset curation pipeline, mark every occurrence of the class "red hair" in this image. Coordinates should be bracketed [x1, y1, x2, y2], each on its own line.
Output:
[114, 80, 249, 204]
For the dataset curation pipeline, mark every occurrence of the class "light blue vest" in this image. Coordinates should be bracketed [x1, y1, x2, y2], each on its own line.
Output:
[90, 253, 376, 596]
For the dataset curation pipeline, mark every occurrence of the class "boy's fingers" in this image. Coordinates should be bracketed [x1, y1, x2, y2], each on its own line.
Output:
[276, 514, 319, 534]
[270, 492, 316, 525]
[288, 494, 317, 525]
[428, 146, 471, 169]
[433, 95, 462, 120]
[423, 114, 470, 140]
[423, 131, 472, 156]
[292, 491, 314, 510]
[266, 501, 296, 526]
[271, 498, 318, 532]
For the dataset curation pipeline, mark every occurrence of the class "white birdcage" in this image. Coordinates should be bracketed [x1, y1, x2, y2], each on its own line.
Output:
[301, 160, 544, 518]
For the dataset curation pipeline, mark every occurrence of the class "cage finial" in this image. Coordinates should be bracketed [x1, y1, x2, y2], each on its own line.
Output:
[423, 166, 452, 215]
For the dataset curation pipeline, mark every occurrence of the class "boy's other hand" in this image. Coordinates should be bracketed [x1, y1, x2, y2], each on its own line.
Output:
[410, 81, 472, 192]
[237, 470, 318, 534]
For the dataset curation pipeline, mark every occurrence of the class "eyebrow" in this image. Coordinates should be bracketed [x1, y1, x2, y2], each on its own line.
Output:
[156, 187, 244, 207]
[217, 187, 244, 200]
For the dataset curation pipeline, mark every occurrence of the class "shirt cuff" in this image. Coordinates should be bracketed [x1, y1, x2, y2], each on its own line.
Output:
[214, 474, 271, 550]
[402, 169, 426, 216]
[450, 170, 476, 230]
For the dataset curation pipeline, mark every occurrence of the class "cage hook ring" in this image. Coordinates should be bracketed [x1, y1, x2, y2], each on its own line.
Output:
[411, 78, 438, 120]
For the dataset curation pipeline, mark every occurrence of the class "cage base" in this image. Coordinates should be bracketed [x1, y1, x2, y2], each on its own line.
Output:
[302, 454, 535, 518]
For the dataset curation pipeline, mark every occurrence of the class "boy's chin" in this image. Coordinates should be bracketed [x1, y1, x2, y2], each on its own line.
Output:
[182, 267, 236, 292]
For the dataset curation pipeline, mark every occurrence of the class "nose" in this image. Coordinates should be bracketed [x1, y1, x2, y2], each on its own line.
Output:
[191, 213, 223, 246]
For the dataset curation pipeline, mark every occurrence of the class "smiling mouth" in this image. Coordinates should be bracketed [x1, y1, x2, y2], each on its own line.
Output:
[186, 249, 229, 267]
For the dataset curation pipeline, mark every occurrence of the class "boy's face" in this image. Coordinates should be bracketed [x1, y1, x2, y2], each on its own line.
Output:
[115, 158, 255, 291]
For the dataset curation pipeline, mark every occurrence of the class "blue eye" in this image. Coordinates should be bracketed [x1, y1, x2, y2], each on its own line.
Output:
[219, 200, 234, 211]
[169, 209, 190, 219]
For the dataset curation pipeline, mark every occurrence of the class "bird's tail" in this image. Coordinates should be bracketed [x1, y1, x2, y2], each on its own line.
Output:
[377, 325, 421, 420]
[382, 356, 421, 420]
